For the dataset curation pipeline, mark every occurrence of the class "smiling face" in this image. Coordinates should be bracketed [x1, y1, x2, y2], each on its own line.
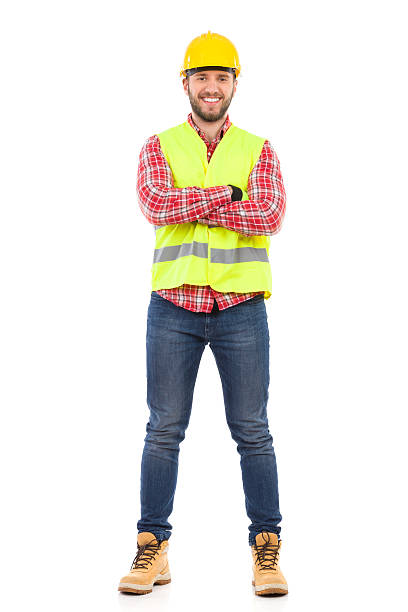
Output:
[183, 70, 237, 122]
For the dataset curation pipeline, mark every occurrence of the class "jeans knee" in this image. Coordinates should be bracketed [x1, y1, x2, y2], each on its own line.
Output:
[229, 424, 275, 457]
[144, 424, 186, 455]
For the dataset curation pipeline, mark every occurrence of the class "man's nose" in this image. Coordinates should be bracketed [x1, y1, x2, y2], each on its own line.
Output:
[202, 85, 222, 95]
[204, 78, 222, 92]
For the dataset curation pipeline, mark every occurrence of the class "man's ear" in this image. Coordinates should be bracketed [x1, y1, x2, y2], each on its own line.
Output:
[182, 77, 188, 95]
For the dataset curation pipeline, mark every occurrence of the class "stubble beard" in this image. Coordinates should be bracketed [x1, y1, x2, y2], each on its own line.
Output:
[188, 84, 234, 122]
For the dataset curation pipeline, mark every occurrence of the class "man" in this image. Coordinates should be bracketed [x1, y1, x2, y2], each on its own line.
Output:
[118, 31, 288, 597]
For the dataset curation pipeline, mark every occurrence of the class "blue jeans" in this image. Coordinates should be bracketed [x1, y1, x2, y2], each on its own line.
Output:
[137, 291, 282, 546]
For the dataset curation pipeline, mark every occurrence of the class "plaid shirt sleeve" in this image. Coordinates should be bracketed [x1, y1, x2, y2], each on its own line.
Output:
[137, 135, 231, 226]
[198, 140, 286, 237]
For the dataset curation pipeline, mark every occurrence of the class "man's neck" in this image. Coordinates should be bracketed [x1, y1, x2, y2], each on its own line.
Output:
[191, 111, 227, 144]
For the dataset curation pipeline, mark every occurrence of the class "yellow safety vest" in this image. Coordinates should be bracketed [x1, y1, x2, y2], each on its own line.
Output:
[152, 120, 272, 299]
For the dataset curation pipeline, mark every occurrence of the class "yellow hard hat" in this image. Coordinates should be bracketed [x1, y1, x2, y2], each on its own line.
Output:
[180, 30, 241, 78]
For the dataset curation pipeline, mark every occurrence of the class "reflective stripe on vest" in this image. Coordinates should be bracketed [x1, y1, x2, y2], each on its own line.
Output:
[153, 242, 268, 264]
[153, 241, 208, 263]
[211, 246, 269, 264]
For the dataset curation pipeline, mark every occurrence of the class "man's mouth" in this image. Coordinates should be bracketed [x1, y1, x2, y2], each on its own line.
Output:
[201, 97, 222, 105]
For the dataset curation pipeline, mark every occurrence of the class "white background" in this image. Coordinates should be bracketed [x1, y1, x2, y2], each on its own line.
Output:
[1, 1, 407, 610]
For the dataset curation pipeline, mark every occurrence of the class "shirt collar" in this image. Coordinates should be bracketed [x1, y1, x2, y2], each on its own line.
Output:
[187, 112, 231, 144]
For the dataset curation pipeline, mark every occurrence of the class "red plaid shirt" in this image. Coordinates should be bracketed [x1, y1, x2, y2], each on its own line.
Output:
[137, 112, 286, 313]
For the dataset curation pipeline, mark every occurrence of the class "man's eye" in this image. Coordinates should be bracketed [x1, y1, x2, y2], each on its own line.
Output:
[197, 76, 227, 81]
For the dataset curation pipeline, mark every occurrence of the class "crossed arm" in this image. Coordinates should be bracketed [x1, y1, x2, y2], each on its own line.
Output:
[137, 135, 286, 237]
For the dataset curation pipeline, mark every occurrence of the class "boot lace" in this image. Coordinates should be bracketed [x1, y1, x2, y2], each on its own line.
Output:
[130, 538, 161, 571]
[254, 540, 280, 571]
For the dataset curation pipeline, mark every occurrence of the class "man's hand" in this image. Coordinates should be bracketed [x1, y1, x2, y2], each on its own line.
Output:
[227, 184, 243, 201]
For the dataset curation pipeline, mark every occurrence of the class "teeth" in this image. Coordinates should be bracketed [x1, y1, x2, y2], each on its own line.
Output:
[203, 97, 220, 102]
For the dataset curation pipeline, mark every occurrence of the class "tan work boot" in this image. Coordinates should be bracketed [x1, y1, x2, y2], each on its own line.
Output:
[251, 532, 288, 596]
[118, 532, 171, 594]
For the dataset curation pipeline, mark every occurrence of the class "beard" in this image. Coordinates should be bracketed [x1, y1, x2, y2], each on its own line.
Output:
[188, 84, 234, 122]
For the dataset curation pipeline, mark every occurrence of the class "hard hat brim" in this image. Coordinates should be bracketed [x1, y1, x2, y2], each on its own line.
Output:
[182, 65, 238, 78]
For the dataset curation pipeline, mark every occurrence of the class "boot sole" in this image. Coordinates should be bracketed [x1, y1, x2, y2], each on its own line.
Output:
[118, 572, 171, 594]
[252, 579, 288, 595]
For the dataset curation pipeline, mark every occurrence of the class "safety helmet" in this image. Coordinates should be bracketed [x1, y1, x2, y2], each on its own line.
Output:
[180, 31, 241, 78]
